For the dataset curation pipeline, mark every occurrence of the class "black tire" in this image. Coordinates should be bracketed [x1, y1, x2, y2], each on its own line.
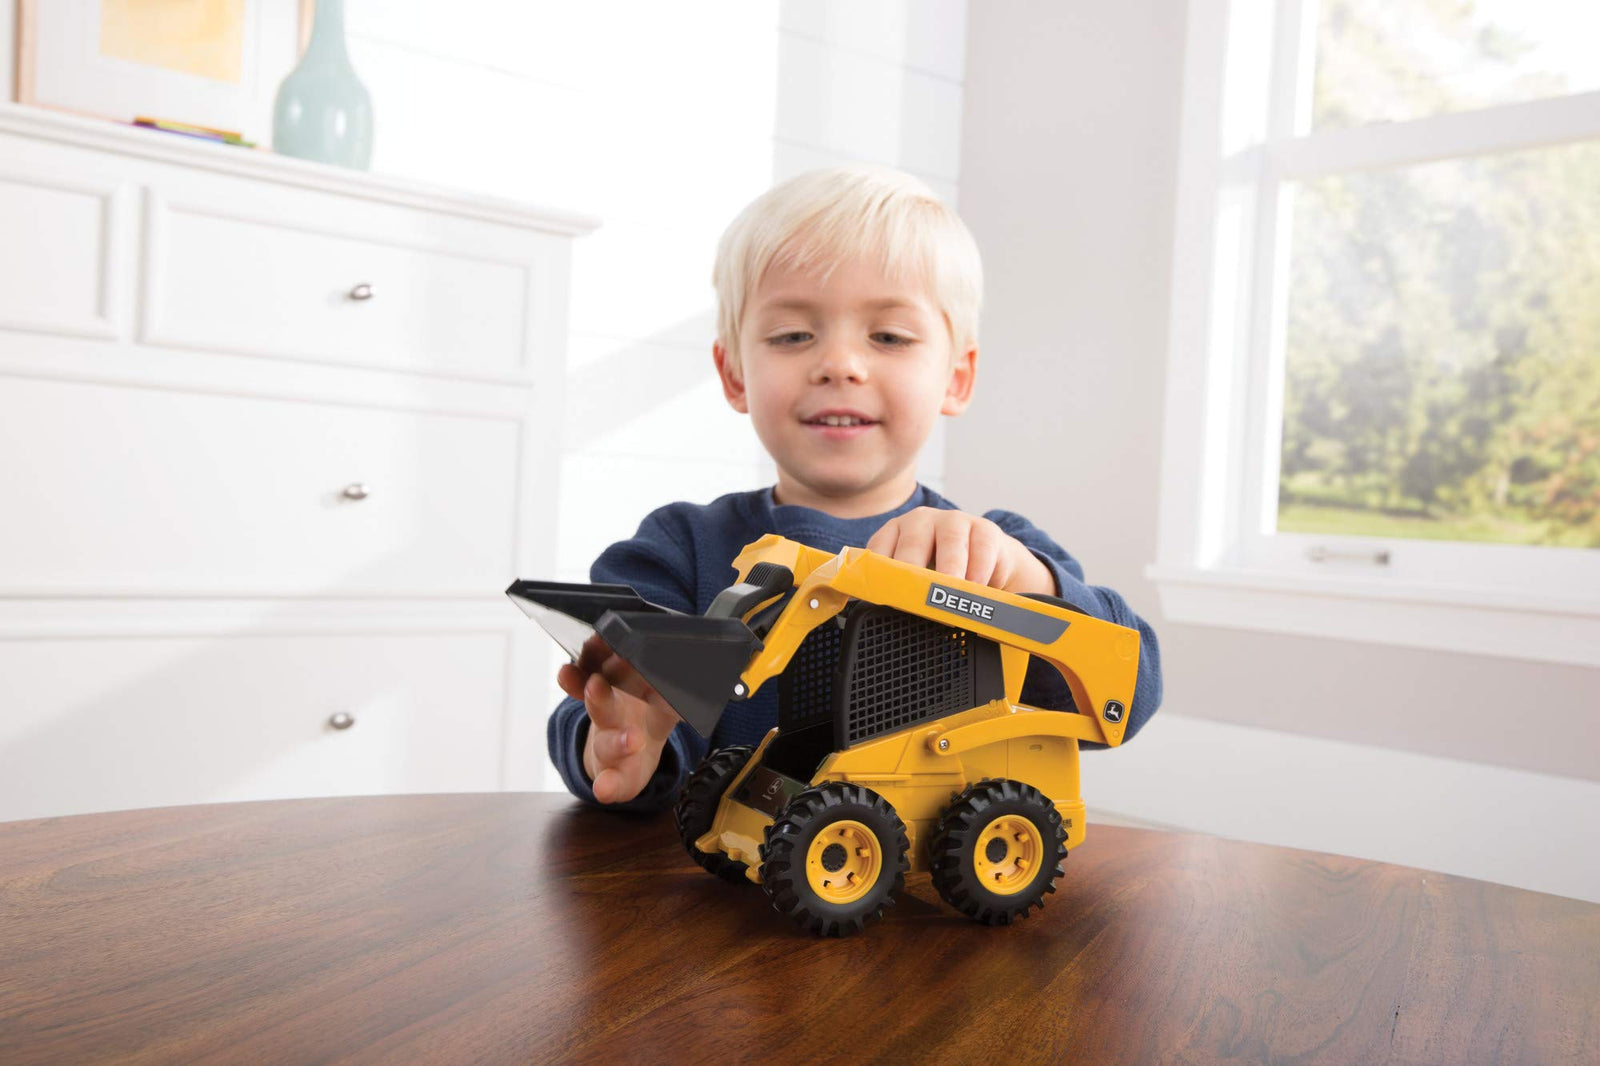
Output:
[930, 779, 1067, 925]
[673, 746, 754, 884]
[759, 782, 909, 937]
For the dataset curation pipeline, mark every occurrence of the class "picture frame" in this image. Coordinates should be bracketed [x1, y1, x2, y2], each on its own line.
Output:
[15, 0, 315, 145]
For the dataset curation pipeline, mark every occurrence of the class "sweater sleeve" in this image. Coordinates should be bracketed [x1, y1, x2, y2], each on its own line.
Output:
[546, 507, 712, 812]
[983, 509, 1164, 743]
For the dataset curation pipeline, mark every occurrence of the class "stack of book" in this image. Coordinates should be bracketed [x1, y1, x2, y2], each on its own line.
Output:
[130, 117, 256, 149]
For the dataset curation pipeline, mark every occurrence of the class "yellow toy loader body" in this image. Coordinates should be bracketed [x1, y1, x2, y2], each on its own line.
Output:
[508, 534, 1140, 936]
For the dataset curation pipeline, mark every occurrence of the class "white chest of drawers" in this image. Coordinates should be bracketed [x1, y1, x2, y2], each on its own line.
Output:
[0, 105, 597, 821]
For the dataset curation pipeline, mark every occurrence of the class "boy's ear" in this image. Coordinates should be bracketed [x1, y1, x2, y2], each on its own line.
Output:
[713, 341, 749, 414]
[939, 345, 978, 416]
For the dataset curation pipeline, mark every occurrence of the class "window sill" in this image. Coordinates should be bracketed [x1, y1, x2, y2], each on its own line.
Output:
[1146, 564, 1600, 668]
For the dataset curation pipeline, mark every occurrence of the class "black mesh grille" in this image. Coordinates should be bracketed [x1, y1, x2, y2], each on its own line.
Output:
[840, 608, 979, 745]
[778, 620, 841, 732]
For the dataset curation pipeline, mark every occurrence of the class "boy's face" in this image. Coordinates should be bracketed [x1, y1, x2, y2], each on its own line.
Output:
[714, 255, 976, 516]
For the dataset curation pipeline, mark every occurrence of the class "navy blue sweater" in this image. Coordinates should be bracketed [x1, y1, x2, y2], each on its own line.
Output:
[546, 484, 1162, 812]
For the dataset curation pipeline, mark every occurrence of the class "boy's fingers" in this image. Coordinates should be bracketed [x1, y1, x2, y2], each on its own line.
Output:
[577, 635, 613, 675]
[592, 758, 651, 804]
[582, 674, 626, 730]
[557, 662, 588, 701]
[589, 724, 638, 767]
[933, 517, 969, 578]
[590, 766, 626, 803]
[572, 640, 663, 709]
[966, 521, 1003, 586]
[865, 521, 898, 557]
[891, 518, 935, 569]
[596, 653, 660, 705]
[584, 667, 677, 734]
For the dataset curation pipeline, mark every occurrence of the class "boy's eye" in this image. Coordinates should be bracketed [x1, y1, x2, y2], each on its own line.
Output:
[767, 332, 812, 346]
[871, 332, 914, 347]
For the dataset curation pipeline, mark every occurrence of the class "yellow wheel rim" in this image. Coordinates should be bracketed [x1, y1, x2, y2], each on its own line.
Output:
[974, 814, 1044, 896]
[805, 819, 881, 905]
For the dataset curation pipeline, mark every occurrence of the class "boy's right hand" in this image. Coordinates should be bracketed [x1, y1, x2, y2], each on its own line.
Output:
[558, 634, 682, 804]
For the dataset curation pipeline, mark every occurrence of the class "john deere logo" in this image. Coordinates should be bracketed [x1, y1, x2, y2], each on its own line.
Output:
[925, 583, 1071, 643]
[1103, 700, 1125, 724]
[927, 584, 995, 621]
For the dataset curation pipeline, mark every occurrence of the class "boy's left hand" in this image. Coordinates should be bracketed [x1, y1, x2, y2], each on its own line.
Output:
[865, 507, 1058, 596]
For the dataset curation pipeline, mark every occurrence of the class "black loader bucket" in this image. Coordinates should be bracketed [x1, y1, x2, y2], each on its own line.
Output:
[505, 580, 760, 738]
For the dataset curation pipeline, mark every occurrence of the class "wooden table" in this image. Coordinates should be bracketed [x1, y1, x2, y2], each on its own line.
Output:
[1, 794, 1595, 1064]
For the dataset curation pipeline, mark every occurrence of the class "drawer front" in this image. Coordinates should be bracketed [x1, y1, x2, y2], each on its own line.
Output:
[146, 195, 533, 378]
[0, 631, 508, 822]
[0, 168, 130, 340]
[0, 377, 519, 596]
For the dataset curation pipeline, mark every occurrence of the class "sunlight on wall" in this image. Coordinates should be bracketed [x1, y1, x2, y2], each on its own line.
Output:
[325, 2, 970, 775]
[338, 0, 966, 577]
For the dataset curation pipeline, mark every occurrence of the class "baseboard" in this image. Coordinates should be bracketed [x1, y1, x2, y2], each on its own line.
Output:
[1082, 713, 1600, 903]
[1089, 809, 1182, 832]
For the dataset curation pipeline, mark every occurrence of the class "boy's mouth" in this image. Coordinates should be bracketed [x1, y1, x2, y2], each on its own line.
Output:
[803, 415, 876, 427]
[801, 409, 878, 428]
[801, 410, 879, 440]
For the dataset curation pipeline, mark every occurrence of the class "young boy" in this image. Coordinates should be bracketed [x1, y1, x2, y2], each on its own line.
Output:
[549, 166, 1162, 810]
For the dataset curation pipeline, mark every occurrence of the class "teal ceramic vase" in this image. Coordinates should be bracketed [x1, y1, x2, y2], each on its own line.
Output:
[272, 0, 374, 169]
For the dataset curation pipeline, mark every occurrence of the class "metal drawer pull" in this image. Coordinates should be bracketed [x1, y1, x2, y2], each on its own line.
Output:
[341, 483, 370, 501]
[347, 282, 376, 301]
[1307, 545, 1391, 566]
[328, 712, 356, 730]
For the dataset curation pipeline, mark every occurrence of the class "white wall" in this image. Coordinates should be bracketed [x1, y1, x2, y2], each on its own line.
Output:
[0, 5, 13, 106]
[339, 1, 773, 589]
[953, 0, 1600, 900]
[1084, 714, 1600, 903]
[332, 1, 967, 583]
[339, 1, 971, 780]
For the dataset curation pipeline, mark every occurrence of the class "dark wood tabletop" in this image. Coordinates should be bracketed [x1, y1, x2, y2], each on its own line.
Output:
[1, 793, 1595, 1064]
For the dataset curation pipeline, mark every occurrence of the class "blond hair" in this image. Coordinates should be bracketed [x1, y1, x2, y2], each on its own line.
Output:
[712, 165, 982, 368]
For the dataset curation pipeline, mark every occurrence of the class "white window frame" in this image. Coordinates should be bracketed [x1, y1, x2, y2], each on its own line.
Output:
[1150, 0, 1600, 669]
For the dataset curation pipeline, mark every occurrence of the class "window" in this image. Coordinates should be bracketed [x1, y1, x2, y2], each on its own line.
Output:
[1151, 0, 1600, 667]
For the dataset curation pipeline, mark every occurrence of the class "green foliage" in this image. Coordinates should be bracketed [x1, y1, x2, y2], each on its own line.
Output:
[1278, 501, 1594, 547]
[1279, 0, 1600, 549]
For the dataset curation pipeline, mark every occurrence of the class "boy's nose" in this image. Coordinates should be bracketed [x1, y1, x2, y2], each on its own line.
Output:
[810, 342, 868, 384]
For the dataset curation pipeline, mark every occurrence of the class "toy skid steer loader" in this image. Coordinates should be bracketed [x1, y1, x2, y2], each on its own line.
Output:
[508, 534, 1140, 937]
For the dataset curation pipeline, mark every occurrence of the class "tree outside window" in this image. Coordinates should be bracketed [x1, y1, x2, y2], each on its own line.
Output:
[1277, 0, 1600, 548]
